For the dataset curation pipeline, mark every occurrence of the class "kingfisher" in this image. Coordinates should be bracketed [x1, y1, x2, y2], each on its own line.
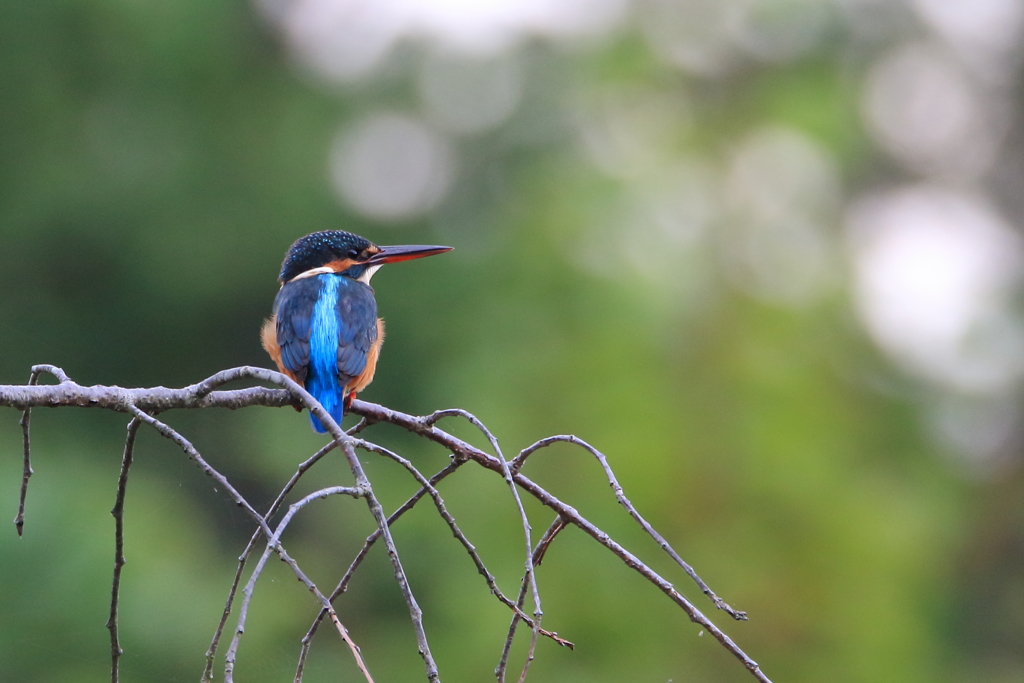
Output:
[262, 230, 451, 432]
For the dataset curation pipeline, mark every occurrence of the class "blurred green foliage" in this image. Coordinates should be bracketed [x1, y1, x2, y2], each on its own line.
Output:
[1, 1, 1021, 683]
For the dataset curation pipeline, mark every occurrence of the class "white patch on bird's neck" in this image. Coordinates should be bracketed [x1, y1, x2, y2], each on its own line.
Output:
[289, 266, 334, 282]
[358, 264, 382, 284]
[287, 263, 381, 285]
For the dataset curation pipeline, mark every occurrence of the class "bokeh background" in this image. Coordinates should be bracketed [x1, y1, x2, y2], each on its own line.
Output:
[3, 0, 1024, 681]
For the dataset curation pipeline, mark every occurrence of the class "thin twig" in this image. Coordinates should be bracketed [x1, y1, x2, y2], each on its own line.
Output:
[425, 410, 544, 679]
[225, 486, 370, 683]
[349, 400, 771, 683]
[203, 439, 341, 683]
[0, 367, 771, 683]
[14, 375, 36, 537]
[106, 417, 141, 683]
[123, 406, 381, 683]
[95, 366, 439, 681]
[355, 439, 572, 647]
[294, 458, 465, 683]
[512, 435, 746, 620]
[496, 517, 568, 682]
[14, 364, 70, 535]
[532, 517, 567, 568]
[126, 407, 268, 531]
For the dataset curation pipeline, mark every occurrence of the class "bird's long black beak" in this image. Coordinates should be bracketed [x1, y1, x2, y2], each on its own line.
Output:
[367, 244, 453, 265]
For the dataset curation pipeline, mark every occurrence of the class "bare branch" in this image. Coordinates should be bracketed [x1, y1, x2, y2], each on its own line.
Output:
[123, 406, 382, 683]
[0, 375, 293, 413]
[203, 419, 373, 682]
[106, 417, 141, 683]
[23, 366, 441, 682]
[496, 517, 569, 682]
[347, 400, 771, 683]
[226, 486, 370, 683]
[513, 435, 746, 620]
[425, 410, 545, 676]
[0, 366, 771, 683]
[13, 364, 70, 535]
[354, 439, 572, 648]
[295, 458, 465, 683]
[203, 439, 341, 683]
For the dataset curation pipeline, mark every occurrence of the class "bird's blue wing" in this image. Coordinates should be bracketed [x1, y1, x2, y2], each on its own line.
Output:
[272, 276, 320, 384]
[334, 278, 378, 382]
[272, 276, 377, 433]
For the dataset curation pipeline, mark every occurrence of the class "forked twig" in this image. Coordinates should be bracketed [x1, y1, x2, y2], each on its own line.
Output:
[512, 435, 746, 620]
[225, 485, 371, 683]
[294, 457, 466, 682]
[349, 400, 771, 682]
[424, 409, 545, 677]
[106, 417, 141, 683]
[355, 439, 572, 648]
[14, 364, 70, 535]
[496, 517, 568, 682]
[204, 437, 343, 682]
[1, 366, 772, 683]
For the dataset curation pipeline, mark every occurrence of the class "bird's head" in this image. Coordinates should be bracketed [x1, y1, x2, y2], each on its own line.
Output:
[278, 230, 452, 284]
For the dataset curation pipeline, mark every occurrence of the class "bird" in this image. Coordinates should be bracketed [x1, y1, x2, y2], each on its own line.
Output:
[262, 230, 451, 433]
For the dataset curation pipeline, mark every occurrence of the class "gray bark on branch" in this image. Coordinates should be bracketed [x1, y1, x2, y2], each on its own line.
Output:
[1, 364, 771, 683]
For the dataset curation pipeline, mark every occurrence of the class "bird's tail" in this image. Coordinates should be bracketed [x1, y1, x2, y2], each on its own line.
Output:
[309, 396, 343, 433]
[308, 378, 344, 434]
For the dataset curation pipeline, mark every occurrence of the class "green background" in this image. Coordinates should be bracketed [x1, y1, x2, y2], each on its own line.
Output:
[1, 1, 1021, 682]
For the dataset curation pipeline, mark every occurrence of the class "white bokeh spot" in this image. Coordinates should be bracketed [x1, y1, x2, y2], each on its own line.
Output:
[330, 113, 456, 221]
[847, 185, 1024, 393]
[418, 51, 523, 136]
[862, 42, 1001, 180]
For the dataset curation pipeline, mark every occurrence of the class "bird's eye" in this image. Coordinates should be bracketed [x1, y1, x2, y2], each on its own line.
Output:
[347, 249, 360, 260]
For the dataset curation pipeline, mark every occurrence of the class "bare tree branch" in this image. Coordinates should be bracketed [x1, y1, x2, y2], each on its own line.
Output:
[496, 516, 568, 682]
[204, 418, 373, 681]
[423, 409, 545, 675]
[122, 406, 385, 683]
[13, 365, 69, 535]
[126, 369, 440, 683]
[226, 485, 371, 683]
[204, 438, 342, 683]
[106, 417, 141, 683]
[512, 435, 746, 620]
[0, 366, 771, 683]
[0, 367, 440, 682]
[354, 439, 572, 647]
[294, 457, 467, 683]
[347, 400, 770, 682]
